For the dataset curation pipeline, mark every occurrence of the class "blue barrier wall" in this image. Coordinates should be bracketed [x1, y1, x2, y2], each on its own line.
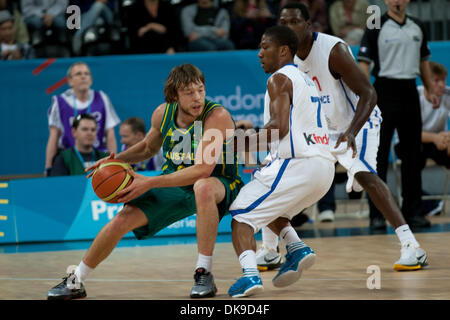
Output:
[0, 169, 254, 244]
[1, 43, 450, 176]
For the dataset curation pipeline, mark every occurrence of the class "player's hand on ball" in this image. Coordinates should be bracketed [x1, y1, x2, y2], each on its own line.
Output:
[115, 169, 149, 203]
[85, 152, 116, 178]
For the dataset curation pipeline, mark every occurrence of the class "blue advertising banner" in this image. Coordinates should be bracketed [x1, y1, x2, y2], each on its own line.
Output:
[0, 169, 254, 244]
[2, 42, 449, 176]
[0, 51, 268, 176]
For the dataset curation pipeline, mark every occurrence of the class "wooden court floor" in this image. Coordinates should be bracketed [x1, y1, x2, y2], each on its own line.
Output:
[1, 222, 449, 300]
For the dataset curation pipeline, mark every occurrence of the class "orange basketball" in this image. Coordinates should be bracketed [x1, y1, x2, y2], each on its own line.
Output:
[91, 159, 134, 203]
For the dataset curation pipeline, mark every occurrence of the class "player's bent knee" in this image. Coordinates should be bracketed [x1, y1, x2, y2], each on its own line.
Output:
[194, 178, 218, 202]
[108, 205, 147, 236]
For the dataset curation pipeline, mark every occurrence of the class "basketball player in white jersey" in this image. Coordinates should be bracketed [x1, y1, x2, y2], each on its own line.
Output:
[228, 25, 335, 298]
[257, 2, 428, 272]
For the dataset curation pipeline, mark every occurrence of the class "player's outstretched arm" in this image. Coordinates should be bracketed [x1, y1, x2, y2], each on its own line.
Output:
[330, 43, 377, 156]
[85, 104, 165, 177]
[234, 74, 292, 154]
[265, 73, 292, 140]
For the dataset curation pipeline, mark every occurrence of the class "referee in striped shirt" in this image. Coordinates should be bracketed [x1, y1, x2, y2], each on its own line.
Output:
[358, 0, 439, 229]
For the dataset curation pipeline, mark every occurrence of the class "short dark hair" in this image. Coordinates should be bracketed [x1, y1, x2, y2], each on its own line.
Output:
[281, 2, 310, 21]
[72, 113, 97, 129]
[263, 25, 299, 57]
[164, 63, 205, 104]
[121, 117, 146, 135]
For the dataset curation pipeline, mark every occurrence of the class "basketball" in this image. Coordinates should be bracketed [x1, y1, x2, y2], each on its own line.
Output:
[91, 159, 134, 203]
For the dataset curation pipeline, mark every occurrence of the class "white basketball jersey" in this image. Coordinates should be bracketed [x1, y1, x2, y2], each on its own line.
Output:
[294, 32, 382, 134]
[264, 64, 333, 161]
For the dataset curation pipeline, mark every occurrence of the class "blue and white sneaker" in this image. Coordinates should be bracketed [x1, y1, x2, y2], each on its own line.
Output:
[228, 269, 264, 298]
[272, 243, 316, 288]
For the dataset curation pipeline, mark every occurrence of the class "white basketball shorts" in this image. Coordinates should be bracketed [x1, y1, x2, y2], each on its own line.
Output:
[229, 156, 334, 233]
[330, 124, 380, 192]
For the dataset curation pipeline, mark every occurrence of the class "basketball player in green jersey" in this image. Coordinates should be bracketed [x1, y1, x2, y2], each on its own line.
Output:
[47, 63, 243, 300]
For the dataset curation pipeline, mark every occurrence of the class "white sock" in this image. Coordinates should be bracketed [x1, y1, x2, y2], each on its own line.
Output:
[279, 226, 301, 246]
[196, 253, 212, 272]
[395, 224, 420, 247]
[262, 226, 279, 251]
[74, 261, 93, 283]
[239, 250, 258, 273]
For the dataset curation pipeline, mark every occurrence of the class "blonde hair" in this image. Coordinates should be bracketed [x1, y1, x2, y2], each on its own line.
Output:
[163, 64, 205, 103]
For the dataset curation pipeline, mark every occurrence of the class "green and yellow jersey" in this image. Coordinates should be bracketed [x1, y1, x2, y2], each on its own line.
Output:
[159, 99, 242, 188]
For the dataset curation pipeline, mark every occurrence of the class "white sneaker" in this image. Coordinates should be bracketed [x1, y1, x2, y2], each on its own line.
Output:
[393, 241, 428, 271]
[256, 244, 283, 271]
[318, 210, 335, 222]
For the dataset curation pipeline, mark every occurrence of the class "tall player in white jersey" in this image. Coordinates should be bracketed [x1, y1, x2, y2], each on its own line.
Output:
[257, 2, 428, 272]
[227, 26, 335, 298]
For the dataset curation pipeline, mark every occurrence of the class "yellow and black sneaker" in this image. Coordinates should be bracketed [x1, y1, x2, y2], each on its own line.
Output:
[393, 242, 429, 271]
[256, 244, 283, 272]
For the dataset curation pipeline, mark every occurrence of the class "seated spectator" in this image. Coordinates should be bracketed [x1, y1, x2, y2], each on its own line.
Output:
[49, 114, 110, 176]
[0, 0, 29, 43]
[0, 10, 34, 60]
[395, 61, 450, 216]
[280, 0, 328, 32]
[230, 0, 276, 49]
[45, 62, 120, 175]
[21, 0, 69, 45]
[70, 0, 116, 55]
[181, 0, 235, 52]
[119, 117, 164, 171]
[127, 0, 178, 54]
[329, 0, 369, 45]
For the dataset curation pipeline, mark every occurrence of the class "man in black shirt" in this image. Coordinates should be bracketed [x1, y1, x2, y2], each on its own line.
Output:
[358, 0, 439, 229]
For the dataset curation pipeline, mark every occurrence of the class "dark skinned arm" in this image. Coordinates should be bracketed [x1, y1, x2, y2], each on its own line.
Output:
[329, 42, 378, 157]
[236, 73, 293, 153]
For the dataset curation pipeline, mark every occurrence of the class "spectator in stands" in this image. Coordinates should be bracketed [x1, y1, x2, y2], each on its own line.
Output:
[329, 0, 369, 45]
[45, 61, 120, 176]
[120, 117, 165, 171]
[49, 114, 110, 176]
[230, 0, 276, 49]
[416, 62, 450, 170]
[181, 0, 235, 52]
[0, 10, 34, 60]
[127, 0, 178, 54]
[0, 0, 29, 43]
[70, 0, 115, 55]
[21, 0, 69, 45]
[395, 61, 450, 216]
[280, 0, 328, 32]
